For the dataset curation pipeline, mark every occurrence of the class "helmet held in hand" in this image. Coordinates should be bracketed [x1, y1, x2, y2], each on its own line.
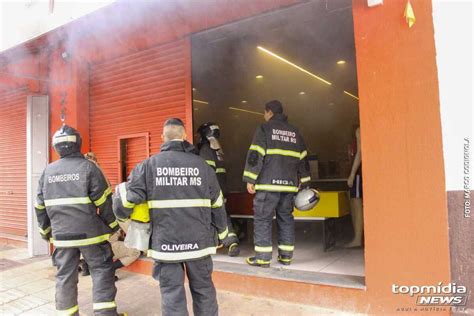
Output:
[294, 188, 320, 211]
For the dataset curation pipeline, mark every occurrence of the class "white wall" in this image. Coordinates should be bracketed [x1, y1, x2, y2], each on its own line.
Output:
[432, 0, 473, 191]
[0, 0, 115, 53]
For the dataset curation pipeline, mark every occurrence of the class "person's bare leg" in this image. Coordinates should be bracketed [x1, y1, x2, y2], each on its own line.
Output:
[345, 198, 363, 247]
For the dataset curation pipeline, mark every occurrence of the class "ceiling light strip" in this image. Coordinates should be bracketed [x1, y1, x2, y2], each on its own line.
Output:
[257, 46, 332, 86]
[343, 91, 359, 100]
[228, 107, 264, 116]
[193, 99, 209, 104]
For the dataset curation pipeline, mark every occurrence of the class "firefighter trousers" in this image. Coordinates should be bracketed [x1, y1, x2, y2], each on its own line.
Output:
[226, 207, 239, 245]
[53, 242, 118, 316]
[253, 191, 295, 261]
[152, 256, 218, 316]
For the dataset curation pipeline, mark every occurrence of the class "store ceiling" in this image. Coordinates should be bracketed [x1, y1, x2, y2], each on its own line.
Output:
[191, 0, 359, 189]
[192, 0, 358, 107]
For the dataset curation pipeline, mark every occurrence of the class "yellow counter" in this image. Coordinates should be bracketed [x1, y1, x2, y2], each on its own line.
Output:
[293, 191, 350, 218]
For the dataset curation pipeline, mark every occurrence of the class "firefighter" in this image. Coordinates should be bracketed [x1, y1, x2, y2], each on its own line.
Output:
[243, 100, 311, 267]
[197, 122, 240, 257]
[34, 125, 123, 316]
[113, 118, 233, 316]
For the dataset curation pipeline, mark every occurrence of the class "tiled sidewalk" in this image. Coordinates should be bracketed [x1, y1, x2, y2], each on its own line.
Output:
[0, 245, 348, 315]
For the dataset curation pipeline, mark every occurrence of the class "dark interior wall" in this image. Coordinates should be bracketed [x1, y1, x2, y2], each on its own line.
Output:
[192, 1, 359, 191]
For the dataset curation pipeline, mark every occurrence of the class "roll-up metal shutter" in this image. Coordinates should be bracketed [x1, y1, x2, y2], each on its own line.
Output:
[0, 88, 27, 239]
[89, 39, 189, 188]
[125, 136, 147, 178]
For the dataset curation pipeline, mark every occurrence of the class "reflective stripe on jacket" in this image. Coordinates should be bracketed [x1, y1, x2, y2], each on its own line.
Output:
[35, 152, 118, 247]
[243, 114, 311, 192]
[199, 142, 228, 195]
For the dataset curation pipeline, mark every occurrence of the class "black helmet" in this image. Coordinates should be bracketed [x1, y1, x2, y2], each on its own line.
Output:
[197, 122, 220, 141]
[52, 125, 82, 157]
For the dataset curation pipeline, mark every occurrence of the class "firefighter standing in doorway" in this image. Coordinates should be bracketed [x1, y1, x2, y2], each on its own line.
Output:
[243, 100, 311, 267]
[113, 118, 233, 316]
[197, 122, 240, 257]
[34, 125, 123, 316]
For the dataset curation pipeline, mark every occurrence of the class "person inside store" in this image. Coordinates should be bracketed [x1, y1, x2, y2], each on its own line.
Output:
[242, 100, 311, 267]
[197, 122, 240, 257]
[113, 118, 233, 316]
[345, 126, 364, 248]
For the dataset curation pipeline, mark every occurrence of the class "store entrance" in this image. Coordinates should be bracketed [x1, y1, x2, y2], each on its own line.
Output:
[192, 0, 364, 287]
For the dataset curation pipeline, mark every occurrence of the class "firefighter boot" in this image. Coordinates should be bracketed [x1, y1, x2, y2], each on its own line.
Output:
[246, 257, 270, 268]
[228, 243, 240, 257]
[277, 255, 292, 266]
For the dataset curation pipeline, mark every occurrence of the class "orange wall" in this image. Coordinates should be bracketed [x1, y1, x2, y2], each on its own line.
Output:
[352, 0, 450, 312]
[0, 53, 46, 93]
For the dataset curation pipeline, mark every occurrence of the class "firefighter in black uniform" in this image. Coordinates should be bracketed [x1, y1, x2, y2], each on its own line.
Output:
[243, 100, 311, 267]
[197, 122, 240, 257]
[34, 125, 122, 316]
[113, 118, 232, 316]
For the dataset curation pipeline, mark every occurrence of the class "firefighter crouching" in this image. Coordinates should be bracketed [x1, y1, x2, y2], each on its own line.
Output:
[109, 220, 141, 272]
[34, 125, 124, 316]
[197, 122, 240, 257]
[81, 153, 141, 278]
[243, 100, 311, 267]
[113, 118, 233, 316]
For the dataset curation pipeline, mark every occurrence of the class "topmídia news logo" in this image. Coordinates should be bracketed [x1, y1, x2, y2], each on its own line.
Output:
[392, 282, 468, 306]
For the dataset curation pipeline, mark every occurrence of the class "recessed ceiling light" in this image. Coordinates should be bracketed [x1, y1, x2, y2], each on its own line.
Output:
[256, 75, 264, 79]
[337, 60, 346, 65]
[229, 107, 264, 116]
[192, 88, 196, 91]
[193, 99, 209, 104]
[241, 100, 248, 104]
[299, 91, 306, 95]
[257, 46, 332, 86]
[343, 91, 359, 100]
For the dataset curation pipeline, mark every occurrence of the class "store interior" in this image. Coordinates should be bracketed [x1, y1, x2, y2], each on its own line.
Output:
[191, 0, 364, 286]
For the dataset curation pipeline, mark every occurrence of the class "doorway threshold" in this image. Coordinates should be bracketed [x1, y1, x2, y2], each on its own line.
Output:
[213, 260, 366, 290]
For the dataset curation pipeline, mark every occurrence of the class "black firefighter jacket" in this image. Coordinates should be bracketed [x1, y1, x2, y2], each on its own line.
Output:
[113, 140, 229, 262]
[199, 142, 228, 195]
[35, 152, 118, 248]
[243, 114, 311, 193]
